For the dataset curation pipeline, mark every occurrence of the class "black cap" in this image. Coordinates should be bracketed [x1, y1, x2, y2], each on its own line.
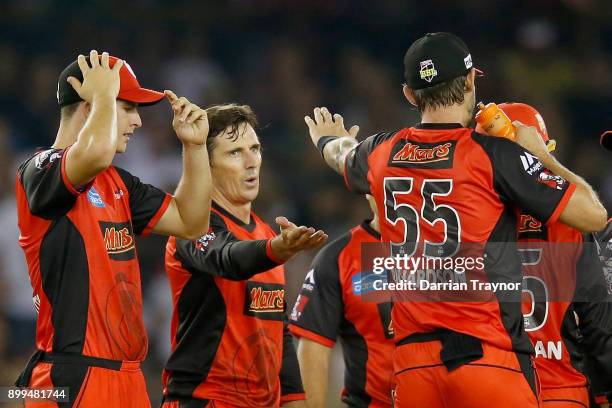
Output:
[403, 32, 479, 90]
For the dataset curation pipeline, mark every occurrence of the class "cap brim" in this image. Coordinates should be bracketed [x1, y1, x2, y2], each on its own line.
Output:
[601, 131, 612, 151]
[118, 87, 165, 106]
[474, 67, 485, 77]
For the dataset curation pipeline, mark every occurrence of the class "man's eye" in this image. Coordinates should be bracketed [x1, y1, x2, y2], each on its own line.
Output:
[229, 150, 241, 157]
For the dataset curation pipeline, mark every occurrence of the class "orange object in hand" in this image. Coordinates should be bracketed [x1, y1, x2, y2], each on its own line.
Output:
[475, 102, 516, 141]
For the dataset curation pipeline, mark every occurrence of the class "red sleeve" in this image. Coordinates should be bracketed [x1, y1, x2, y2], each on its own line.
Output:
[280, 393, 307, 403]
[141, 194, 172, 237]
[288, 324, 336, 348]
[546, 183, 576, 225]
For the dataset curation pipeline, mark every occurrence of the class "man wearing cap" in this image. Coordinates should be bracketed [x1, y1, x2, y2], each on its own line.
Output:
[479, 103, 612, 408]
[14, 50, 212, 407]
[304, 32, 607, 407]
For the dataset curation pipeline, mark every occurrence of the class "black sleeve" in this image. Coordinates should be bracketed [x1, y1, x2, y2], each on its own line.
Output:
[289, 232, 350, 346]
[595, 220, 612, 295]
[114, 166, 170, 235]
[344, 132, 396, 195]
[573, 233, 612, 395]
[18, 148, 83, 219]
[174, 212, 280, 281]
[472, 134, 575, 225]
[279, 317, 306, 399]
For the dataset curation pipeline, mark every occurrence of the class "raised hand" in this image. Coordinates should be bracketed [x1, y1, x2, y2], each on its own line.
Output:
[67, 50, 123, 103]
[165, 90, 209, 146]
[304, 107, 359, 146]
[270, 216, 328, 262]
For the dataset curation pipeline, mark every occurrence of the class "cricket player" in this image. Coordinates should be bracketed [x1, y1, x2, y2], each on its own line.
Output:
[304, 32, 607, 407]
[15, 50, 212, 407]
[162, 104, 325, 408]
[289, 195, 395, 408]
[479, 102, 612, 407]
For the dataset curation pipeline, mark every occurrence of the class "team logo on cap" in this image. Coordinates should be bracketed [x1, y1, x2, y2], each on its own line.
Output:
[419, 59, 438, 83]
[464, 54, 473, 69]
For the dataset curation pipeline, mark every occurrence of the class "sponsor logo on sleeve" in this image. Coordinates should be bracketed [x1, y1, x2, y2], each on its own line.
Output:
[388, 140, 456, 169]
[301, 269, 315, 292]
[99, 221, 136, 261]
[537, 169, 566, 190]
[520, 152, 543, 175]
[290, 294, 310, 321]
[34, 149, 62, 169]
[352, 271, 387, 295]
[244, 281, 285, 321]
[88, 187, 105, 208]
[194, 231, 216, 252]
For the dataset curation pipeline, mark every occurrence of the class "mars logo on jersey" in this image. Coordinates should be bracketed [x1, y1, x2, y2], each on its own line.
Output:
[244, 281, 285, 321]
[388, 140, 456, 169]
[518, 214, 547, 240]
[99, 221, 136, 261]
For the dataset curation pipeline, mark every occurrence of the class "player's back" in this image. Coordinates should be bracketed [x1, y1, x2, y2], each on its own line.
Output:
[518, 216, 587, 390]
[345, 123, 576, 352]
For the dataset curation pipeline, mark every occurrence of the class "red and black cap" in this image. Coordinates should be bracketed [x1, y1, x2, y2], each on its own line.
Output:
[403, 32, 483, 90]
[601, 131, 612, 151]
[57, 55, 165, 107]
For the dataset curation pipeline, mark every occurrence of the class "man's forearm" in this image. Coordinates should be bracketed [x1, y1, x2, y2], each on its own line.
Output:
[321, 136, 358, 175]
[297, 339, 331, 408]
[66, 96, 119, 185]
[173, 143, 212, 238]
[538, 152, 604, 210]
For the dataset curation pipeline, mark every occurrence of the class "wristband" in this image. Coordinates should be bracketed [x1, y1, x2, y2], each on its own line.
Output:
[316, 136, 337, 158]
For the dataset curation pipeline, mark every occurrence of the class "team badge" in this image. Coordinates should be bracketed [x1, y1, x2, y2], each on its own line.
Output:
[419, 59, 438, 83]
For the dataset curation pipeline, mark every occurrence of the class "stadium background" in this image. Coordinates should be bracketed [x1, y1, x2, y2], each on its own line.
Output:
[0, 1, 611, 406]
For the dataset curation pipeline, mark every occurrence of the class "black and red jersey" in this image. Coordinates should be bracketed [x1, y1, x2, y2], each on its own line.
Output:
[163, 203, 305, 408]
[289, 221, 394, 408]
[344, 124, 575, 353]
[16, 147, 171, 361]
[517, 214, 612, 397]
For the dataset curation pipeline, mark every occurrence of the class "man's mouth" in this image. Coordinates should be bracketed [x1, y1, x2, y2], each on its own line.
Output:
[244, 176, 258, 187]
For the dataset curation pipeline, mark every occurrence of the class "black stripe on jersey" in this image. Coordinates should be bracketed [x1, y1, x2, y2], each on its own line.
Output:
[339, 319, 371, 408]
[40, 217, 89, 353]
[50, 363, 89, 408]
[165, 270, 226, 399]
[484, 209, 534, 354]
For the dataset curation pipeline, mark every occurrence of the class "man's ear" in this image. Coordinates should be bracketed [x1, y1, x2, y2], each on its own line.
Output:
[403, 85, 417, 107]
[465, 69, 476, 93]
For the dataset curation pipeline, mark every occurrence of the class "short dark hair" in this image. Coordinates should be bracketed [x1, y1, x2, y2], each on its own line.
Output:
[205, 104, 258, 154]
[412, 74, 467, 112]
[60, 101, 81, 120]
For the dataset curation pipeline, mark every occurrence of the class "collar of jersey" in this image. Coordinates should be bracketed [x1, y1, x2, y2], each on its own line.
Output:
[360, 220, 381, 240]
[212, 201, 257, 232]
[415, 123, 464, 129]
